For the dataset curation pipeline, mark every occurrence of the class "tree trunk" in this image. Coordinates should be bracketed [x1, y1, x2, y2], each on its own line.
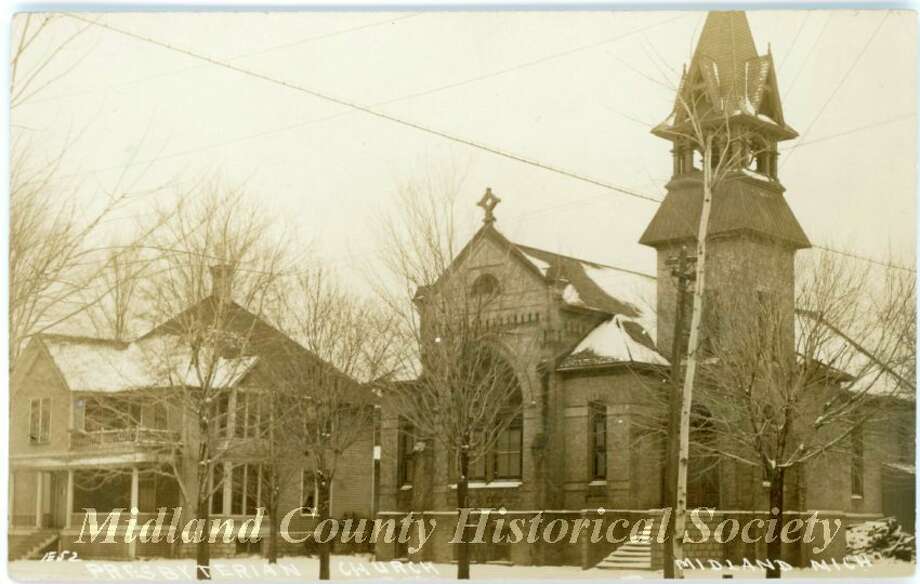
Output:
[268, 495, 278, 564]
[457, 447, 470, 580]
[318, 474, 330, 580]
[195, 486, 211, 580]
[766, 468, 785, 579]
[196, 432, 211, 580]
[673, 137, 715, 578]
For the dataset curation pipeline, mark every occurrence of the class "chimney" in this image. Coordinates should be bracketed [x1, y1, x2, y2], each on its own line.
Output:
[209, 264, 235, 303]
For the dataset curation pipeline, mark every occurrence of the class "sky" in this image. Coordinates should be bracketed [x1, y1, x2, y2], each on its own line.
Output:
[11, 9, 918, 284]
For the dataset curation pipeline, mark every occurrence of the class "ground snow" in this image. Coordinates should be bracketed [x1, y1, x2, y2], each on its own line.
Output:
[10, 555, 913, 581]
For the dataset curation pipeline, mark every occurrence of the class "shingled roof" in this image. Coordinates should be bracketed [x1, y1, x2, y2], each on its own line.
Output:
[639, 176, 811, 248]
[654, 11, 795, 139]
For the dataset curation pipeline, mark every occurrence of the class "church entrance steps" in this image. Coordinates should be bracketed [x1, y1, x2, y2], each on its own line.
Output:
[595, 522, 653, 570]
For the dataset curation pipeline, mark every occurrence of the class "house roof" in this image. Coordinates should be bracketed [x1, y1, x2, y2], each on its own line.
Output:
[31, 295, 307, 394]
[39, 333, 259, 393]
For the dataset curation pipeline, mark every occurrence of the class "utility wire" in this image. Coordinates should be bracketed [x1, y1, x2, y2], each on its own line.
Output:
[65, 13, 674, 203]
[783, 11, 890, 167]
[65, 14, 915, 274]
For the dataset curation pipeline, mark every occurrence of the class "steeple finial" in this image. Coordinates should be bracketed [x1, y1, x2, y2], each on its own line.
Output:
[477, 187, 501, 224]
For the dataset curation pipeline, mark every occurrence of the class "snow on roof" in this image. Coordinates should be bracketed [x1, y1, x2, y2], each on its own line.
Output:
[579, 264, 656, 324]
[511, 240, 664, 369]
[42, 335, 258, 393]
[561, 284, 582, 306]
[560, 314, 668, 369]
[518, 249, 552, 275]
[44, 339, 154, 392]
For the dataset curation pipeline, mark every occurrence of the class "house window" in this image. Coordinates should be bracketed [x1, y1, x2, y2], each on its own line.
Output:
[72, 399, 85, 431]
[234, 392, 261, 438]
[590, 402, 607, 480]
[213, 392, 230, 438]
[152, 402, 169, 430]
[493, 415, 523, 479]
[851, 429, 864, 498]
[29, 398, 51, 444]
[230, 463, 262, 515]
[397, 419, 415, 486]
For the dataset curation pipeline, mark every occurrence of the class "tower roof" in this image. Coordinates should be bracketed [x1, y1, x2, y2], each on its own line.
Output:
[693, 10, 759, 101]
[654, 11, 795, 138]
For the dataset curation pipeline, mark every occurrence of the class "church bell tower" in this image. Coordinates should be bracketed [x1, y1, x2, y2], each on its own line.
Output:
[639, 11, 811, 356]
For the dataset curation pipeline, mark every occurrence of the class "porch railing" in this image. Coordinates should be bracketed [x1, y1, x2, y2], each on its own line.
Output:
[69, 427, 180, 450]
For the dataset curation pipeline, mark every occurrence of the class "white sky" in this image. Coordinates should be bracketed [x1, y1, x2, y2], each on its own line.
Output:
[11, 10, 918, 281]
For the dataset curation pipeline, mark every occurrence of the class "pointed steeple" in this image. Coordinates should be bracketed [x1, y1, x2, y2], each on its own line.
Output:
[692, 11, 758, 102]
[654, 10, 795, 138]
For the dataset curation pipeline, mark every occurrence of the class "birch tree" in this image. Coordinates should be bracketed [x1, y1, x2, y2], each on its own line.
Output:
[654, 76, 769, 575]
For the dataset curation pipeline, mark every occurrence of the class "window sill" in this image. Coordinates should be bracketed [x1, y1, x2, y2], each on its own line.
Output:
[588, 480, 607, 487]
[851, 494, 864, 500]
[449, 480, 522, 489]
[399, 484, 413, 491]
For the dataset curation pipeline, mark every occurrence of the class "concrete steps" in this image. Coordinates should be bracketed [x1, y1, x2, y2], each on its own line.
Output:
[596, 523, 653, 570]
[9, 531, 59, 561]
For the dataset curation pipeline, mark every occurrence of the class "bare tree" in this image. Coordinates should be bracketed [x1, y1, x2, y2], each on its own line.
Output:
[374, 180, 530, 580]
[9, 14, 173, 364]
[262, 267, 400, 578]
[133, 185, 290, 579]
[691, 252, 915, 577]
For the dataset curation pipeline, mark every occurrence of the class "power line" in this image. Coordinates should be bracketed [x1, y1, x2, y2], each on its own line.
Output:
[782, 12, 833, 100]
[25, 12, 426, 107]
[65, 13, 665, 204]
[783, 11, 890, 167]
[780, 113, 914, 149]
[811, 245, 916, 273]
[64, 14, 915, 275]
[34, 13, 685, 184]
[777, 12, 809, 74]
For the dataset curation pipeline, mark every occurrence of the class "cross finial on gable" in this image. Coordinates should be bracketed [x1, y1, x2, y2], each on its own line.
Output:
[477, 187, 501, 224]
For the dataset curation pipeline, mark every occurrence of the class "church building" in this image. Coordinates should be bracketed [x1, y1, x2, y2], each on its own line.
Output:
[374, 11, 914, 570]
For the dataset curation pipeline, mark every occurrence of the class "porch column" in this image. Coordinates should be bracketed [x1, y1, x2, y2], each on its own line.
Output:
[129, 467, 139, 558]
[65, 471, 74, 528]
[34, 471, 42, 528]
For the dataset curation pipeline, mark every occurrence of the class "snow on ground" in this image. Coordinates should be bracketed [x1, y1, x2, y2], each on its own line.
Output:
[7, 555, 915, 581]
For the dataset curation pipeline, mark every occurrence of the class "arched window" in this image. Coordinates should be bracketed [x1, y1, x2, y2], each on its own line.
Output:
[450, 346, 523, 482]
[471, 273, 500, 298]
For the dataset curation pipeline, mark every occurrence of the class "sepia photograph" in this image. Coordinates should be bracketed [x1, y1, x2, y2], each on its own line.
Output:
[6, 6, 918, 581]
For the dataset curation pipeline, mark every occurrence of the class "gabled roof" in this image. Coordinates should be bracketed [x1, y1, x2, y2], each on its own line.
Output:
[28, 295, 311, 394]
[37, 333, 258, 393]
[437, 222, 666, 370]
